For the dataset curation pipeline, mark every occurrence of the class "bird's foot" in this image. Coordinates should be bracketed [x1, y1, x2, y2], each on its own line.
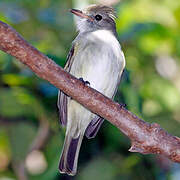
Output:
[70, 78, 90, 100]
[119, 103, 127, 108]
[79, 77, 90, 86]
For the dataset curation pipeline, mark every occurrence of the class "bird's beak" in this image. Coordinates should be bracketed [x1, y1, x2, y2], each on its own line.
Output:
[70, 9, 93, 21]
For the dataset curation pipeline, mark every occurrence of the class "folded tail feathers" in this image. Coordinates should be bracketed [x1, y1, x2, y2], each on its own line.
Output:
[59, 117, 104, 175]
[59, 133, 83, 176]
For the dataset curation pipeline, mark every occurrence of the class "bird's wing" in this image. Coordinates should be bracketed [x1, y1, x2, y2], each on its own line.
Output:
[111, 50, 126, 99]
[85, 116, 104, 139]
[57, 43, 77, 126]
[64, 43, 76, 72]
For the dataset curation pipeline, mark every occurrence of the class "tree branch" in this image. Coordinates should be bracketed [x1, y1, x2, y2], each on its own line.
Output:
[0, 21, 180, 163]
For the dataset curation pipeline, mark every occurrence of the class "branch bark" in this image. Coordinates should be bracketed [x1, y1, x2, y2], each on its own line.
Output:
[0, 21, 180, 163]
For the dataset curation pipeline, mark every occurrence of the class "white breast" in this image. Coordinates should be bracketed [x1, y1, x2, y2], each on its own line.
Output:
[71, 29, 125, 96]
[89, 30, 121, 59]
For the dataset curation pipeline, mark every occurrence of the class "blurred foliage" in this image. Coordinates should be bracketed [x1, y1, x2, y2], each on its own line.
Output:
[0, 0, 180, 179]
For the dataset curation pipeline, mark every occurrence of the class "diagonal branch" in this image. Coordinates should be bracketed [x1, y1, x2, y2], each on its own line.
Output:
[0, 21, 180, 163]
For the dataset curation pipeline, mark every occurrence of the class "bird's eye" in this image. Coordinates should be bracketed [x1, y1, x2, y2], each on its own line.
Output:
[95, 14, 102, 21]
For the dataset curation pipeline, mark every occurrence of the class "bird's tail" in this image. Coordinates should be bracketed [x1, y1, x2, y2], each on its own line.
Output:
[59, 132, 83, 176]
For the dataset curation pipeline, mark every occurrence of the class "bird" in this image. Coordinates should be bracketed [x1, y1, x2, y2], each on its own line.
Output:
[57, 4, 126, 176]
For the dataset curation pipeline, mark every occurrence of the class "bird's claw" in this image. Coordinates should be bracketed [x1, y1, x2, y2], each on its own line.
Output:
[119, 103, 127, 108]
[79, 77, 90, 86]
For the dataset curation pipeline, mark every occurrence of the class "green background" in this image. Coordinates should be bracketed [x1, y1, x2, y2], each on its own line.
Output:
[0, 0, 180, 179]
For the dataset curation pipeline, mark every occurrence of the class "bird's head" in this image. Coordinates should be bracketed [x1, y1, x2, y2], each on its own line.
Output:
[70, 4, 117, 34]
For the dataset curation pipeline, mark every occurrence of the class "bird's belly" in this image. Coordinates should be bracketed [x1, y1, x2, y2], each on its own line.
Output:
[70, 47, 121, 97]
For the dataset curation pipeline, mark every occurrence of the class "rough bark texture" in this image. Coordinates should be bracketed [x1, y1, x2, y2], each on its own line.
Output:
[0, 21, 180, 163]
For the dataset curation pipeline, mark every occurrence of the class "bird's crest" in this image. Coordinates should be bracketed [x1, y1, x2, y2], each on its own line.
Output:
[85, 4, 116, 20]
